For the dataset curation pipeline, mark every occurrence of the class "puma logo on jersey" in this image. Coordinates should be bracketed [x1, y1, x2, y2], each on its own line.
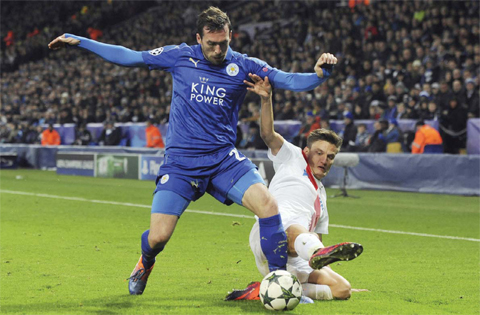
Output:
[189, 58, 200, 67]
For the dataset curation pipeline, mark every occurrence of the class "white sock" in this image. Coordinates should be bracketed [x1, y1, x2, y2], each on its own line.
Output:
[294, 233, 324, 261]
[302, 283, 333, 300]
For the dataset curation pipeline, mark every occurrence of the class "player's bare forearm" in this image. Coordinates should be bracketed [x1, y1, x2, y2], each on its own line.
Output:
[245, 74, 284, 155]
[256, 83, 276, 144]
[259, 93, 274, 139]
[259, 95, 284, 155]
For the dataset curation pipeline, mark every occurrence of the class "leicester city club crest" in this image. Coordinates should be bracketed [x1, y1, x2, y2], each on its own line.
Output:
[226, 63, 239, 76]
[160, 174, 169, 184]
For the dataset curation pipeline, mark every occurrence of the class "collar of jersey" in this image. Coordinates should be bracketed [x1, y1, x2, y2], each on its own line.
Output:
[195, 45, 234, 63]
[301, 151, 319, 191]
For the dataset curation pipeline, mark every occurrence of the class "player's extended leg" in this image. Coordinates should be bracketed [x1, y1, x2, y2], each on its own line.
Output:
[227, 170, 287, 272]
[128, 190, 190, 295]
[309, 242, 363, 269]
[287, 224, 363, 269]
[304, 267, 352, 300]
[287, 224, 354, 300]
[286, 224, 324, 259]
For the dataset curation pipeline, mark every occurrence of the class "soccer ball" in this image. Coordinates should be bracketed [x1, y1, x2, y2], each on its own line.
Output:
[259, 270, 302, 311]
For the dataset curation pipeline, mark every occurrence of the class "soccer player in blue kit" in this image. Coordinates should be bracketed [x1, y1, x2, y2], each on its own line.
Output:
[48, 6, 337, 295]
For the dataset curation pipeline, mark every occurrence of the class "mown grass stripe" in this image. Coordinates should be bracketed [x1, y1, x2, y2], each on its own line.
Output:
[2, 189, 479, 242]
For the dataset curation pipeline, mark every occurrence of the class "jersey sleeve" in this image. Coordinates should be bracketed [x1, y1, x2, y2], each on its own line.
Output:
[267, 140, 300, 164]
[244, 55, 332, 92]
[65, 34, 145, 67]
[271, 71, 327, 92]
[244, 57, 279, 83]
[141, 43, 190, 72]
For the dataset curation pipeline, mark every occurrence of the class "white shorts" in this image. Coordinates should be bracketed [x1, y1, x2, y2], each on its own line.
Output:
[249, 221, 314, 283]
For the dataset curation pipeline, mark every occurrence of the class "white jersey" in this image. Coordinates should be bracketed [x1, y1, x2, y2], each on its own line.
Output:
[267, 140, 329, 235]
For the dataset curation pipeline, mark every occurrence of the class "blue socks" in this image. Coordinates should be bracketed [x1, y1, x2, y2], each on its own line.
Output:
[258, 214, 288, 271]
[141, 230, 164, 270]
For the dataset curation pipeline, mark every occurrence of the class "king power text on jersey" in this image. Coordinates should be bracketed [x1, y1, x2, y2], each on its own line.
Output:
[190, 82, 226, 106]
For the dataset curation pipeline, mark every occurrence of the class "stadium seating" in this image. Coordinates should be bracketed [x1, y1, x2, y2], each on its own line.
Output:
[1, 1, 478, 153]
[386, 142, 403, 153]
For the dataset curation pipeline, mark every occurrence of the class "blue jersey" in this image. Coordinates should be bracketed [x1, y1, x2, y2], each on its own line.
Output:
[142, 44, 279, 156]
[65, 34, 330, 156]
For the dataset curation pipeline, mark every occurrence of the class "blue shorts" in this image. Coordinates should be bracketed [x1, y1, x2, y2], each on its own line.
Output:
[154, 146, 264, 205]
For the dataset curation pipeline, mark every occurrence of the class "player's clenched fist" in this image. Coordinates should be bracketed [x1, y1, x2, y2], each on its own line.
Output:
[48, 34, 80, 50]
[315, 53, 337, 78]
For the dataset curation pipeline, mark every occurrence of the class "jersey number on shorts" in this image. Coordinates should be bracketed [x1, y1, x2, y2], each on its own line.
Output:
[229, 148, 246, 161]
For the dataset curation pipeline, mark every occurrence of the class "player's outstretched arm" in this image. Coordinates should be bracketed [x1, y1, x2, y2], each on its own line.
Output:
[48, 34, 146, 68]
[270, 53, 337, 92]
[244, 73, 284, 155]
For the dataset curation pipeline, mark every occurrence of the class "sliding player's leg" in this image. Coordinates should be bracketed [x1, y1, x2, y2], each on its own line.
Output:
[303, 267, 352, 300]
[309, 242, 363, 269]
[283, 225, 360, 300]
[286, 224, 324, 260]
[286, 223, 363, 270]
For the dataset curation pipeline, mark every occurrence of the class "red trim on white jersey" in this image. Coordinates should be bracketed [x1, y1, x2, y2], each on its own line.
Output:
[302, 151, 321, 232]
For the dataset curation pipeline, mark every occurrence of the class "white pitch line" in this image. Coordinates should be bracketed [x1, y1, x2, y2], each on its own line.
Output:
[1, 189, 479, 242]
[328, 224, 480, 242]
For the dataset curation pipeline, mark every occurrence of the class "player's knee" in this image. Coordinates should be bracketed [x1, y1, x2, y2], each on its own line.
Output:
[258, 193, 278, 217]
[333, 281, 351, 300]
[243, 184, 278, 218]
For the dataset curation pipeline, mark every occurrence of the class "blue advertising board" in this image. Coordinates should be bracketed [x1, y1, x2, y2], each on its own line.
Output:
[56, 152, 95, 177]
[0, 153, 18, 169]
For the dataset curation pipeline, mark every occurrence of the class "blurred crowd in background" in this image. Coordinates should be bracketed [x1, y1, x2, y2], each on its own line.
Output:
[1, 0, 479, 153]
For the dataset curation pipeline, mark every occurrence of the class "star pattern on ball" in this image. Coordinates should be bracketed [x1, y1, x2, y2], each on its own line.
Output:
[270, 273, 299, 308]
[264, 273, 278, 282]
[281, 285, 297, 304]
[261, 290, 276, 309]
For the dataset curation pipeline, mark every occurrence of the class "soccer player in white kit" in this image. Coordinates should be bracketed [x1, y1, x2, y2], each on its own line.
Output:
[226, 73, 363, 302]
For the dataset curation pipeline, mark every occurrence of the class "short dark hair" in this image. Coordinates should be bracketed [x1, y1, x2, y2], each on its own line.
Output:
[197, 7, 232, 38]
[307, 129, 343, 149]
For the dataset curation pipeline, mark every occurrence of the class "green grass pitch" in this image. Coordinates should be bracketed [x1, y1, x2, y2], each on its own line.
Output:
[1, 169, 479, 314]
